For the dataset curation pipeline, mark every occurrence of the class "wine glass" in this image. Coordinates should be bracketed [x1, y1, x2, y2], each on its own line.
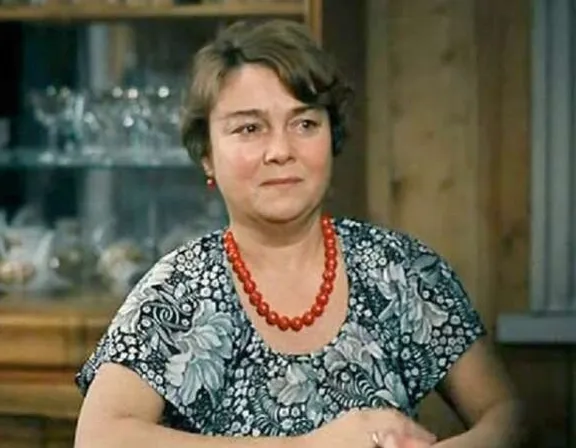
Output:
[29, 86, 66, 152]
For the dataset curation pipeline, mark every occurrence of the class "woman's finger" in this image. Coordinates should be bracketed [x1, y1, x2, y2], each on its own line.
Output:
[382, 433, 400, 448]
[400, 437, 435, 448]
[401, 418, 436, 444]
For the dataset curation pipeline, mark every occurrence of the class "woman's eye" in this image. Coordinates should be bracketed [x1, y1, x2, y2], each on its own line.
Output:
[295, 119, 319, 131]
[234, 123, 260, 135]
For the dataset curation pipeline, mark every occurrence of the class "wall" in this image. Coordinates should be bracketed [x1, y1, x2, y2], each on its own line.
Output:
[366, 0, 574, 446]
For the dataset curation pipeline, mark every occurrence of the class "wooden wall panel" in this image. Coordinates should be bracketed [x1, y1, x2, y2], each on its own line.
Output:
[366, 0, 393, 225]
[321, 0, 367, 219]
[367, 0, 531, 329]
[365, 0, 568, 445]
[371, 0, 488, 319]
[367, 0, 485, 435]
[491, 0, 531, 316]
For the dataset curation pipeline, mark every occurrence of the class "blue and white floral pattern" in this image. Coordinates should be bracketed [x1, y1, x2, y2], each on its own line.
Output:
[76, 218, 486, 436]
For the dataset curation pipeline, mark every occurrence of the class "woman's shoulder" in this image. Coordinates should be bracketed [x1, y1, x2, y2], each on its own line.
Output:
[171, 227, 226, 266]
[335, 217, 468, 292]
[144, 228, 226, 280]
[76, 227, 237, 410]
[104, 228, 229, 334]
[335, 217, 431, 264]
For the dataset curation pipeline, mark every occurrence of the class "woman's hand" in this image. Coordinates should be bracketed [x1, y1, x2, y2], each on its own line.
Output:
[378, 432, 435, 448]
[302, 408, 436, 448]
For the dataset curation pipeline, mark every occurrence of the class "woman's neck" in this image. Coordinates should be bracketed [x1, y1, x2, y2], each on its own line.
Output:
[227, 211, 327, 271]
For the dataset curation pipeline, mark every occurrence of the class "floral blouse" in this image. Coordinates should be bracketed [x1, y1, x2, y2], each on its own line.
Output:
[76, 218, 486, 436]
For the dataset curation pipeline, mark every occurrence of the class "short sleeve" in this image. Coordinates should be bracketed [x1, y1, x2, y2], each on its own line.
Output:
[76, 242, 238, 424]
[76, 249, 184, 411]
[395, 240, 487, 408]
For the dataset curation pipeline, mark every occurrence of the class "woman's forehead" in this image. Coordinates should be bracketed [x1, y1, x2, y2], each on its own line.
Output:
[211, 65, 312, 119]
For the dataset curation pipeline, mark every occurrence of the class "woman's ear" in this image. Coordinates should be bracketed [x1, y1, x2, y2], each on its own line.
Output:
[201, 154, 214, 178]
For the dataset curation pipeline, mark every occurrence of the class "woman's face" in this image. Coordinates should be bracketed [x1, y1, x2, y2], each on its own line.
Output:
[204, 64, 333, 224]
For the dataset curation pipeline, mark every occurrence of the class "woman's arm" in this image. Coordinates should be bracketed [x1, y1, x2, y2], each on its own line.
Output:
[435, 400, 524, 448]
[433, 338, 527, 447]
[74, 363, 302, 448]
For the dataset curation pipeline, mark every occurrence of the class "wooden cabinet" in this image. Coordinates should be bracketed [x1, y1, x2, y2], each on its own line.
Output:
[0, 1, 366, 445]
[0, 295, 116, 446]
[0, 1, 311, 24]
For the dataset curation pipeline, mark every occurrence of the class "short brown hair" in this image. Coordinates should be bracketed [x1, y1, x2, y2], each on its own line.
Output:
[180, 19, 353, 164]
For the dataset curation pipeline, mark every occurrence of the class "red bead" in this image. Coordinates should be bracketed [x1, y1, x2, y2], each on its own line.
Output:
[325, 237, 336, 248]
[290, 317, 303, 331]
[323, 226, 335, 237]
[323, 270, 336, 281]
[237, 267, 250, 282]
[224, 217, 337, 332]
[232, 261, 245, 273]
[277, 316, 290, 331]
[243, 280, 256, 294]
[311, 303, 324, 317]
[256, 301, 269, 316]
[316, 293, 329, 306]
[325, 247, 337, 259]
[249, 292, 262, 306]
[321, 281, 333, 295]
[228, 251, 240, 263]
[266, 311, 279, 325]
[302, 311, 315, 326]
[325, 258, 337, 270]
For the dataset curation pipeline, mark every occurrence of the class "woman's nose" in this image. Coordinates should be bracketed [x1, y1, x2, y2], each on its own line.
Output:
[263, 130, 295, 164]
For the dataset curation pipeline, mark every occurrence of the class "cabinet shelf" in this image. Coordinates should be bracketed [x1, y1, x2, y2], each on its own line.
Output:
[0, 293, 115, 420]
[0, 148, 194, 169]
[0, 1, 305, 22]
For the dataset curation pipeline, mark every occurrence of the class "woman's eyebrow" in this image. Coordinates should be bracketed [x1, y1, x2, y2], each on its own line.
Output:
[216, 105, 320, 122]
[216, 109, 263, 122]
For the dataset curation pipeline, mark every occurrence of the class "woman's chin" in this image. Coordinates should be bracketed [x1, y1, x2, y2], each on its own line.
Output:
[255, 204, 319, 225]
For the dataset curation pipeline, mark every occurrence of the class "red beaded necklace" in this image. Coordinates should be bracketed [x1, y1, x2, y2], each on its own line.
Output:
[223, 215, 338, 332]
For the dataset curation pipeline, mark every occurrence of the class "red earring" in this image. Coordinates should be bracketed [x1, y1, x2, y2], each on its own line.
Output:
[206, 177, 216, 189]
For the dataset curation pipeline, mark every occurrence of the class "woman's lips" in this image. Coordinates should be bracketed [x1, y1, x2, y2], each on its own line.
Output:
[261, 177, 303, 186]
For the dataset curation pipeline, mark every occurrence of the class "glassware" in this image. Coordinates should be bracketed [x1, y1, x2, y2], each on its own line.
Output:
[58, 88, 87, 155]
[49, 218, 92, 288]
[96, 239, 149, 298]
[29, 86, 66, 152]
[146, 85, 182, 151]
[25, 83, 188, 165]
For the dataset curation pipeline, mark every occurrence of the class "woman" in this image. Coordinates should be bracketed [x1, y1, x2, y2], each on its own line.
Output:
[74, 19, 524, 448]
